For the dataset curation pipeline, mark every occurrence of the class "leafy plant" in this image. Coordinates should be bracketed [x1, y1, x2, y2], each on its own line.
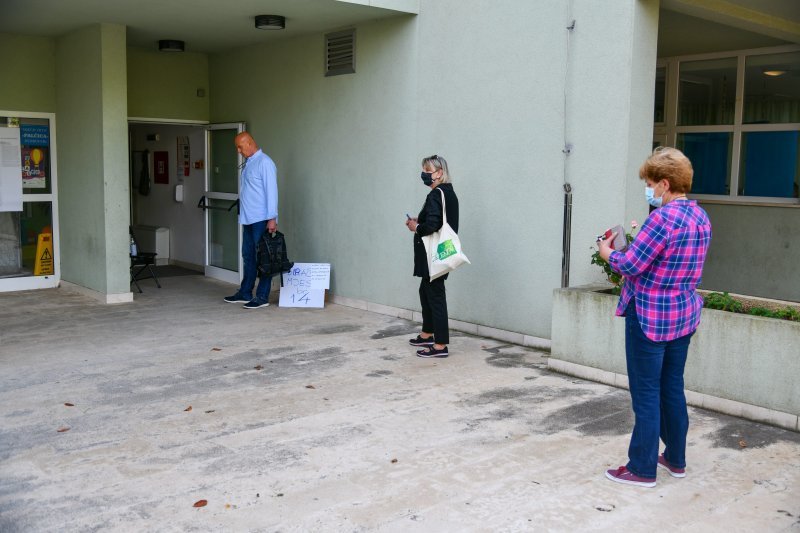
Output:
[590, 221, 638, 295]
[590, 228, 800, 323]
[703, 292, 743, 313]
[703, 294, 800, 322]
[774, 307, 800, 321]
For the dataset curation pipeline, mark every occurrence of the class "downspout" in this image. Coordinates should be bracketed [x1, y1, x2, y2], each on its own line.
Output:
[561, 14, 576, 288]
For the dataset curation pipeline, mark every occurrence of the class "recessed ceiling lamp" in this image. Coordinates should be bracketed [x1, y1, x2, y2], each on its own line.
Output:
[255, 15, 286, 30]
[158, 39, 185, 52]
[763, 69, 787, 77]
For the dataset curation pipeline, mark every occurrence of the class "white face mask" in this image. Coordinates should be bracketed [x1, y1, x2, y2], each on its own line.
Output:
[645, 186, 663, 208]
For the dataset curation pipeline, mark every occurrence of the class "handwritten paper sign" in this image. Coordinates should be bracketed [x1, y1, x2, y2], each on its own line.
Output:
[279, 263, 331, 308]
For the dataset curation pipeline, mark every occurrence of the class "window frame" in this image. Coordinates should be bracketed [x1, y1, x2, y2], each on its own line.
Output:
[0, 110, 60, 291]
[656, 44, 800, 206]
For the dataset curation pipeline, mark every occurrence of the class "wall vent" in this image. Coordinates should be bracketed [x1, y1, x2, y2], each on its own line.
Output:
[325, 29, 356, 77]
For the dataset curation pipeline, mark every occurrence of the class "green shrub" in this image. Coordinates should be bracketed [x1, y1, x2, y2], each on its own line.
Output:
[774, 307, 800, 322]
[703, 292, 743, 313]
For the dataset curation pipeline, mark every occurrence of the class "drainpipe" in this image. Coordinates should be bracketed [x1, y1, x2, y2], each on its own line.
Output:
[561, 181, 572, 288]
[561, 15, 576, 288]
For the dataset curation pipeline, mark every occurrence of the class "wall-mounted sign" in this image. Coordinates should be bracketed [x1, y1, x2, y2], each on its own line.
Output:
[20, 124, 48, 189]
[154, 151, 169, 184]
[177, 136, 190, 177]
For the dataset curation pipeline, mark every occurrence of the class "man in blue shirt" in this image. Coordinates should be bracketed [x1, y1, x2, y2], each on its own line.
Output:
[224, 132, 278, 309]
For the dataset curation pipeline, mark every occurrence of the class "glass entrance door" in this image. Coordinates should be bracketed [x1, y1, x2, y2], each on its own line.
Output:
[0, 112, 59, 292]
[203, 123, 244, 284]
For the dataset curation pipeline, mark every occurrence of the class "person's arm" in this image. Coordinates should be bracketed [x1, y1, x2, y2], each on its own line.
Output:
[414, 192, 443, 236]
[263, 159, 278, 232]
[601, 212, 668, 277]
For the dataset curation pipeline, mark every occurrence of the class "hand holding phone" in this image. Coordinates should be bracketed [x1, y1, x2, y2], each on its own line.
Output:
[597, 224, 627, 250]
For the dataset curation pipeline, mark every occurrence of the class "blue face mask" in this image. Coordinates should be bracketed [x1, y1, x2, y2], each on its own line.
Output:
[645, 186, 663, 208]
[421, 171, 434, 186]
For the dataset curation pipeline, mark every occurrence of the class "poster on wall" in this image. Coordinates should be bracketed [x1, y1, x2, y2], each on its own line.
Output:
[20, 124, 48, 189]
[153, 151, 169, 184]
[177, 136, 190, 177]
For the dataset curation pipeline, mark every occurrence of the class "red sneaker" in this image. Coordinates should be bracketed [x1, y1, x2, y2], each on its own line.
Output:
[657, 454, 686, 478]
[605, 466, 656, 487]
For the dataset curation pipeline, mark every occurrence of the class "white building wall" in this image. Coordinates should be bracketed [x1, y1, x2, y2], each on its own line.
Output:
[209, 0, 659, 338]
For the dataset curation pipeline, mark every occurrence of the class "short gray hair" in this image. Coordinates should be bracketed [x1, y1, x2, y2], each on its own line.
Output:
[421, 154, 451, 184]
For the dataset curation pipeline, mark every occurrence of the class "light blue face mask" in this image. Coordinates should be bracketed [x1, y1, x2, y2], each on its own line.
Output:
[645, 186, 663, 208]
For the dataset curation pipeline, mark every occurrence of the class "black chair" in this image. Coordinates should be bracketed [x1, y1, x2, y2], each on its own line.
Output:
[130, 226, 161, 293]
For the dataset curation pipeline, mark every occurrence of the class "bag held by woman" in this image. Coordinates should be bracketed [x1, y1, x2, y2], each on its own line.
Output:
[422, 188, 470, 281]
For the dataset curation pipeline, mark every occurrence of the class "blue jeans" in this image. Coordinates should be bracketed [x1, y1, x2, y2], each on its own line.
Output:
[624, 300, 692, 478]
[239, 221, 272, 302]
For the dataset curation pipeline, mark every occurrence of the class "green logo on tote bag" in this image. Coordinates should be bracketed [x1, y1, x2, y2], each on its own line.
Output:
[436, 240, 456, 260]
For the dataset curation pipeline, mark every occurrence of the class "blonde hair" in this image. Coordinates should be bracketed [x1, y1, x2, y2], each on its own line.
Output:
[639, 146, 693, 193]
[421, 154, 451, 184]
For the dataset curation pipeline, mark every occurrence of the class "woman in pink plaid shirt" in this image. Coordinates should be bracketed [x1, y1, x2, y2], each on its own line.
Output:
[598, 147, 712, 487]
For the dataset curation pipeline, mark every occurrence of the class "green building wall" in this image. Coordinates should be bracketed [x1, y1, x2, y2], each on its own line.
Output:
[127, 47, 209, 121]
[0, 33, 56, 112]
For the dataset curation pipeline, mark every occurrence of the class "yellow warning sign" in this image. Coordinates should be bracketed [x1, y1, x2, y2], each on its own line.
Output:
[33, 232, 54, 276]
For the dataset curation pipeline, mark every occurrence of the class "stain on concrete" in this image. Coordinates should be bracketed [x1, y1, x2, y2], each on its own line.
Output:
[705, 419, 800, 450]
[458, 386, 593, 432]
[540, 391, 632, 436]
[483, 345, 548, 370]
[471, 387, 532, 403]
[370, 322, 418, 340]
[204, 443, 304, 474]
[365, 370, 393, 378]
[0, 426, 72, 462]
[380, 355, 404, 361]
[309, 324, 362, 335]
[93, 345, 347, 405]
[468, 385, 588, 407]
[300, 424, 372, 449]
[488, 407, 522, 420]
[384, 389, 420, 402]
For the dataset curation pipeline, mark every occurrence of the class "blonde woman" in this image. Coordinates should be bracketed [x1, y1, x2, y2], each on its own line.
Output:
[405, 155, 459, 358]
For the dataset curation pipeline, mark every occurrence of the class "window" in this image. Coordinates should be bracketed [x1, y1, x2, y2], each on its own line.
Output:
[678, 58, 737, 126]
[677, 132, 732, 195]
[654, 66, 666, 124]
[739, 131, 799, 198]
[656, 45, 800, 203]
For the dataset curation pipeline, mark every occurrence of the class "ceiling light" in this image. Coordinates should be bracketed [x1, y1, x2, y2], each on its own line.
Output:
[763, 70, 787, 77]
[255, 15, 285, 30]
[158, 40, 185, 52]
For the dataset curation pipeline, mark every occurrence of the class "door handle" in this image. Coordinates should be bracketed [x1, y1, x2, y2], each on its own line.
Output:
[197, 196, 239, 212]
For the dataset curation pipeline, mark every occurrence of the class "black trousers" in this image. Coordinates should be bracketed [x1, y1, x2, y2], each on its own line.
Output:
[419, 276, 449, 345]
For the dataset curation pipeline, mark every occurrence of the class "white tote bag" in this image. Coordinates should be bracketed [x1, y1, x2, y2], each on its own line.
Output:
[421, 188, 470, 281]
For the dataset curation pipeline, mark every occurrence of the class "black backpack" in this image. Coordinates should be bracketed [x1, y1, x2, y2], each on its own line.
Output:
[256, 231, 294, 285]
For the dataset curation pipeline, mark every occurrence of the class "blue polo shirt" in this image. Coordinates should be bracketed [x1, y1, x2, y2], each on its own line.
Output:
[239, 149, 278, 225]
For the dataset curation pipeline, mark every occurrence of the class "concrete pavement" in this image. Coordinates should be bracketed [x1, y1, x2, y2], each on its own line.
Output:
[1, 274, 799, 532]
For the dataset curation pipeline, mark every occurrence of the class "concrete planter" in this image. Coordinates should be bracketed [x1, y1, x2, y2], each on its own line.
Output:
[550, 285, 800, 432]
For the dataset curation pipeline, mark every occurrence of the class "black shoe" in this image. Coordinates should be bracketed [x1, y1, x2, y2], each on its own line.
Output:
[243, 298, 270, 309]
[224, 293, 250, 303]
[409, 335, 435, 347]
[416, 346, 449, 358]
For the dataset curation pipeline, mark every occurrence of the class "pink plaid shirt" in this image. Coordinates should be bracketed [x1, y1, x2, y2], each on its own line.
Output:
[608, 200, 712, 342]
